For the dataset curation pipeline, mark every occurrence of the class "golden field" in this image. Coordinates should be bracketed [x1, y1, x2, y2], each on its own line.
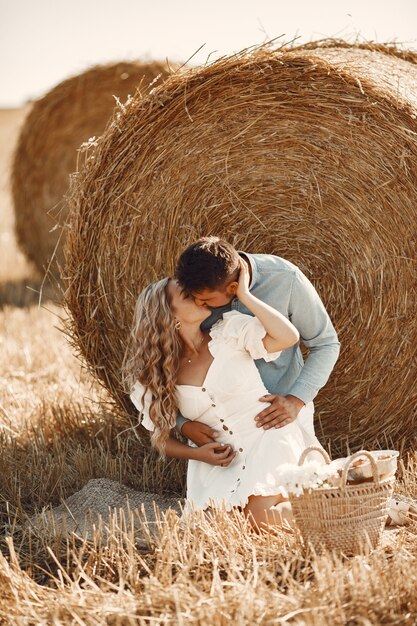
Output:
[0, 108, 416, 625]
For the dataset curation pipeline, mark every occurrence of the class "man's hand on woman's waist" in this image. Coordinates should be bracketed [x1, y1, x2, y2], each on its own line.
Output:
[179, 392, 305, 446]
[255, 394, 305, 429]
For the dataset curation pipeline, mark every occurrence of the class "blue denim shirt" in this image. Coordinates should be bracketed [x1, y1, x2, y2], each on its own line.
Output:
[177, 253, 340, 429]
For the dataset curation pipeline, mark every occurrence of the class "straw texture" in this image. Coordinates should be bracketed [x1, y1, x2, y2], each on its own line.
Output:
[12, 61, 175, 272]
[289, 38, 417, 65]
[29, 478, 182, 544]
[290, 480, 395, 555]
[64, 44, 417, 453]
[290, 448, 395, 555]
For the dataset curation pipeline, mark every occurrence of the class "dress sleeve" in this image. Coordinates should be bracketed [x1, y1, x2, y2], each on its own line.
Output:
[130, 381, 155, 431]
[210, 311, 282, 362]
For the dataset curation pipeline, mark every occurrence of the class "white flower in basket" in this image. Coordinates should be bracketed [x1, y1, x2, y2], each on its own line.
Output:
[256, 458, 342, 497]
[257, 446, 396, 555]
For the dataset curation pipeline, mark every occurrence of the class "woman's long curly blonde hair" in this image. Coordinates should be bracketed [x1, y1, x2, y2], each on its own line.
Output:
[122, 278, 181, 453]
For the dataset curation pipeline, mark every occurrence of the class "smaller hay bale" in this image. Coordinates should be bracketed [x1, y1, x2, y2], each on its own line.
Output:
[28, 478, 183, 544]
[12, 60, 176, 274]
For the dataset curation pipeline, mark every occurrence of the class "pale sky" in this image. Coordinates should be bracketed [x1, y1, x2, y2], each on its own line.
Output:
[0, 0, 416, 107]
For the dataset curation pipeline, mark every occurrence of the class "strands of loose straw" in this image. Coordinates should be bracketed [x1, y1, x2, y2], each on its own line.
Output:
[12, 60, 177, 274]
[3, 500, 416, 624]
[289, 38, 417, 65]
[64, 42, 417, 455]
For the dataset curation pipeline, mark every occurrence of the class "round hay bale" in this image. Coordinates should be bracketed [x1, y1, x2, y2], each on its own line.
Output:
[289, 38, 417, 65]
[12, 60, 175, 273]
[64, 46, 417, 454]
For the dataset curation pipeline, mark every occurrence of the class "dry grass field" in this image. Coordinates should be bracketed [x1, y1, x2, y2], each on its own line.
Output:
[0, 108, 416, 625]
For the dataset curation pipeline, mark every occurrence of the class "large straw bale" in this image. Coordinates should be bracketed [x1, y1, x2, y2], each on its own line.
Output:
[289, 38, 417, 65]
[64, 45, 417, 453]
[12, 61, 175, 273]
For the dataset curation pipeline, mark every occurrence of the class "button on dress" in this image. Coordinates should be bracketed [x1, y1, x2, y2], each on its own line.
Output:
[130, 311, 325, 511]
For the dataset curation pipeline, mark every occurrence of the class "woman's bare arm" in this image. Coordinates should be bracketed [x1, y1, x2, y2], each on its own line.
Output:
[237, 259, 299, 352]
[164, 433, 236, 466]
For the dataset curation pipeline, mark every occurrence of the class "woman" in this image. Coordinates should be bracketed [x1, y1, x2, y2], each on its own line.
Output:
[123, 261, 326, 532]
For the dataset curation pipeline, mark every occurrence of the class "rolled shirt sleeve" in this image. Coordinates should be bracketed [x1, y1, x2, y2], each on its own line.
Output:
[286, 270, 340, 404]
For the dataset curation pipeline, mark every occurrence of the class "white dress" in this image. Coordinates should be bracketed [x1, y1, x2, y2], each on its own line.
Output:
[130, 311, 325, 511]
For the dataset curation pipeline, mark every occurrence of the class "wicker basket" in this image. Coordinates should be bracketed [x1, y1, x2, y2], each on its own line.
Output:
[289, 446, 395, 555]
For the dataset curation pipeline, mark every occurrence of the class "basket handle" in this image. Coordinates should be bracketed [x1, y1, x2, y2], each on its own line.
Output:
[341, 450, 380, 486]
[298, 446, 331, 466]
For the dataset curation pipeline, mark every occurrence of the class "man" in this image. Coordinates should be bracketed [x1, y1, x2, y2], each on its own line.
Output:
[175, 236, 340, 448]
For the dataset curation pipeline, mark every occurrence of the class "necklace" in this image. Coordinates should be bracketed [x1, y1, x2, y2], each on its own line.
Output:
[183, 335, 205, 364]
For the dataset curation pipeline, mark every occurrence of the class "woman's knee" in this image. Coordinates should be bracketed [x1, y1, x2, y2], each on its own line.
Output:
[244, 494, 293, 530]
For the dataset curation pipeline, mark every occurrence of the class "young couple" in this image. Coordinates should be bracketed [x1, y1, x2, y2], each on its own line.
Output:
[123, 237, 340, 532]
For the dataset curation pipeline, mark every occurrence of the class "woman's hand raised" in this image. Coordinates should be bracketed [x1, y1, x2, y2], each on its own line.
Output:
[182, 420, 219, 446]
[194, 442, 236, 466]
[236, 258, 251, 300]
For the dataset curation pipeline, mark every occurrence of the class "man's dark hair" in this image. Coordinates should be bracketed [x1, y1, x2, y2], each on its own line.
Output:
[175, 236, 240, 292]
